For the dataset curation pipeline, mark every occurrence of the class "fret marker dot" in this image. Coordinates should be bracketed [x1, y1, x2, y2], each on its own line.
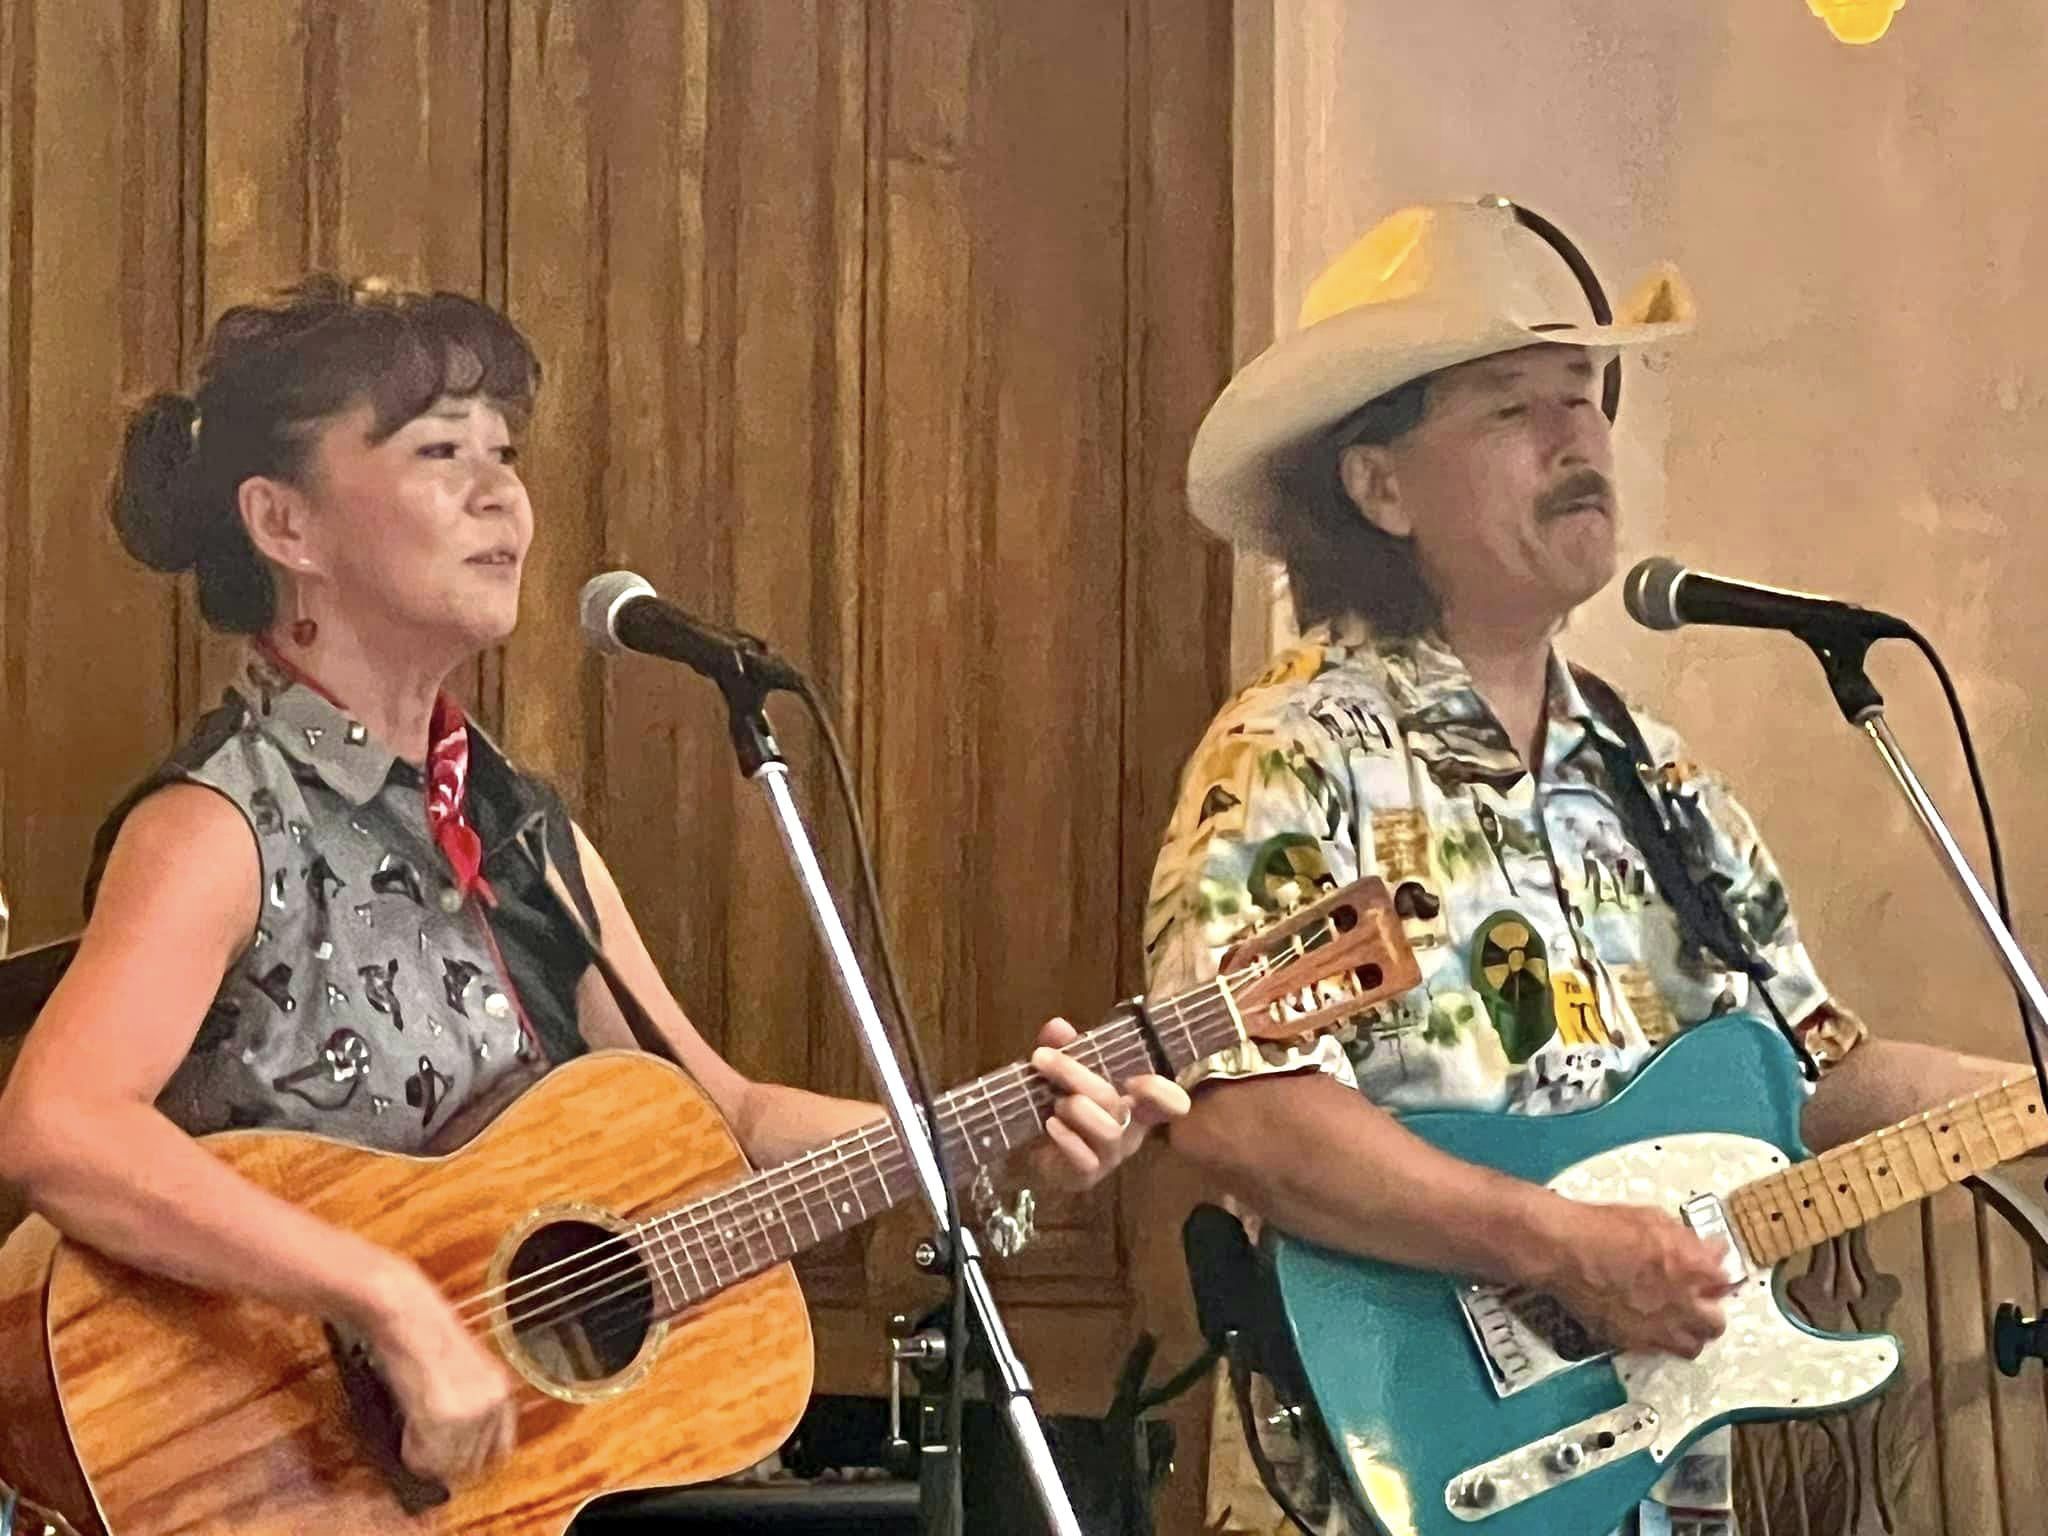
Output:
[1838, 1184, 1849, 1194]
[1802, 1199, 1813, 1208]
[1876, 1166, 1888, 1177]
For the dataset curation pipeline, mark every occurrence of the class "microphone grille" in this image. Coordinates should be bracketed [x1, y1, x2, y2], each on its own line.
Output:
[1622, 557, 1688, 632]
[578, 570, 656, 653]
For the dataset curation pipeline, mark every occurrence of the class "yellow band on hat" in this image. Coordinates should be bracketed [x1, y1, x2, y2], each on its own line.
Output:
[1297, 207, 1437, 330]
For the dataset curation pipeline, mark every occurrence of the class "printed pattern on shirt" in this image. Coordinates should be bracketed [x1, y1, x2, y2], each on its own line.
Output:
[1145, 617, 1867, 1536]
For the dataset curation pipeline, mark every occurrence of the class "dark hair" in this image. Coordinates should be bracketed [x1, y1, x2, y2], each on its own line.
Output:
[1271, 372, 1436, 636]
[111, 275, 542, 632]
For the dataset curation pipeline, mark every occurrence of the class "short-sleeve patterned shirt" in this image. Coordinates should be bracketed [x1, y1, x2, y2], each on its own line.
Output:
[1144, 616, 1866, 1535]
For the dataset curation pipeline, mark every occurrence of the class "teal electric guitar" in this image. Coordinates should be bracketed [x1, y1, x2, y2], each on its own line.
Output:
[1272, 1017, 2048, 1535]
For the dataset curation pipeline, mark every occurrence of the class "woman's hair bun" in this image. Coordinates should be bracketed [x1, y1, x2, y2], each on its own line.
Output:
[110, 391, 207, 573]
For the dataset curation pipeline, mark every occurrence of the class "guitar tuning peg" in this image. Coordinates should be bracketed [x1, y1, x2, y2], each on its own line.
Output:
[1994, 1301, 2048, 1377]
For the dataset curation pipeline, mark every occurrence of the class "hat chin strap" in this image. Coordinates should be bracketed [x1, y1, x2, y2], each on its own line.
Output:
[1488, 198, 1623, 423]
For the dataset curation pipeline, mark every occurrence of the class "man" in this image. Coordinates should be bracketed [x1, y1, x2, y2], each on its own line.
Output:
[1144, 198, 2014, 1534]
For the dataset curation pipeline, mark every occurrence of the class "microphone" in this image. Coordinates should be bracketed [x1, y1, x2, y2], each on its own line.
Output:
[578, 570, 806, 692]
[1622, 557, 1912, 641]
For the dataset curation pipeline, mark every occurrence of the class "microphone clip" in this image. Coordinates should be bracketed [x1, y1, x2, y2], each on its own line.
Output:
[707, 655, 787, 777]
[1795, 623, 1887, 726]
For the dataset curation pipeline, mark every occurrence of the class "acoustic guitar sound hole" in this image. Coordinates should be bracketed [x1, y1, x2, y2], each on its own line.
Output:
[504, 1218, 655, 1385]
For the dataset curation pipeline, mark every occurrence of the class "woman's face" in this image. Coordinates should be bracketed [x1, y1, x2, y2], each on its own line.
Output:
[299, 394, 532, 656]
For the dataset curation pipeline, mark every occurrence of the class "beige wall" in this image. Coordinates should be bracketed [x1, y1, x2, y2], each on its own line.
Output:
[1253, 1, 2048, 1527]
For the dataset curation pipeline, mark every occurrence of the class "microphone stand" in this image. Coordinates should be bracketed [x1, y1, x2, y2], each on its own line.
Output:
[1799, 626, 2048, 1109]
[701, 652, 1084, 1536]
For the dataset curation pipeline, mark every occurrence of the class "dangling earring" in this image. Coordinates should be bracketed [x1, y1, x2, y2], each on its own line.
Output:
[290, 578, 318, 648]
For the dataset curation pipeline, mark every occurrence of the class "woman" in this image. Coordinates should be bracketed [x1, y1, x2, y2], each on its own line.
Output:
[0, 276, 1188, 1490]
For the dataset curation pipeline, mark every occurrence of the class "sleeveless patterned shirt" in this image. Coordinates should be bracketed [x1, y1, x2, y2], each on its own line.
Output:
[88, 651, 595, 1154]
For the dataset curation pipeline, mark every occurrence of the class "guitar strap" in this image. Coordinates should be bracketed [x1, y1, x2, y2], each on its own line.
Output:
[462, 711, 687, 1073]
[1566, 664, 1819, 1082]
[511, 814, 689, 1072]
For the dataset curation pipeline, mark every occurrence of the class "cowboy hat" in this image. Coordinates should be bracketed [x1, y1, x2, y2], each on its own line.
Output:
[1188, 197, 1695, 554]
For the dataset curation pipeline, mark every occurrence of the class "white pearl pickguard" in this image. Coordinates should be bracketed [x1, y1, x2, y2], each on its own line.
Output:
[1551, 1131, 1899, 1461]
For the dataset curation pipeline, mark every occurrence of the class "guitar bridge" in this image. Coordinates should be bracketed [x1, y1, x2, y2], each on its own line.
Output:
[1457, 1281, 1613, 1400]
[325, 1322, 452, 1515]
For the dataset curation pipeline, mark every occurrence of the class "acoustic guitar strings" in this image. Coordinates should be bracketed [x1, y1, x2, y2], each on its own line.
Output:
[447, 920, 1345, 1346]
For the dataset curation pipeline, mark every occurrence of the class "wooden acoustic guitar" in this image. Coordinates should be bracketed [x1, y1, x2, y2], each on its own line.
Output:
[0, 878, 1416, 1535]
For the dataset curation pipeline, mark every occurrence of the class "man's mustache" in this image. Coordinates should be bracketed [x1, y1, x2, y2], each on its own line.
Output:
[1537, 469, 1615, 519]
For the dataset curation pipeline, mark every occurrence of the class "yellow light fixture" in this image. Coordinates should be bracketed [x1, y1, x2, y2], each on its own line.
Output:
[1807, 0, 1905, 44]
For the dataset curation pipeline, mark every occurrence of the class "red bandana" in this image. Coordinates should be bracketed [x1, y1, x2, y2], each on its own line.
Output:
[253, 637, 494, 907]
[425, 694, 494, 907]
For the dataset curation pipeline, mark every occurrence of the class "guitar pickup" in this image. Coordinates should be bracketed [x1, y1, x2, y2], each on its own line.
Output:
[1680, 1193, 1751, 1285]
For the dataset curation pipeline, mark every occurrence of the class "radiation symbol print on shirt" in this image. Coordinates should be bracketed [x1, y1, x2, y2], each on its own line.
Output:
[1472, 911, 1615, 1064]
[1473, 912, 1553, 1064]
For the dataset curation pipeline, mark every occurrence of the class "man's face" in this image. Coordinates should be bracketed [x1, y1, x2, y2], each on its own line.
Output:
[1344, 344, 1618, 633]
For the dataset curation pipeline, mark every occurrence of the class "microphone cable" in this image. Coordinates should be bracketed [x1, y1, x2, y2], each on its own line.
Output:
[1894, 624, 2039, 1064]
